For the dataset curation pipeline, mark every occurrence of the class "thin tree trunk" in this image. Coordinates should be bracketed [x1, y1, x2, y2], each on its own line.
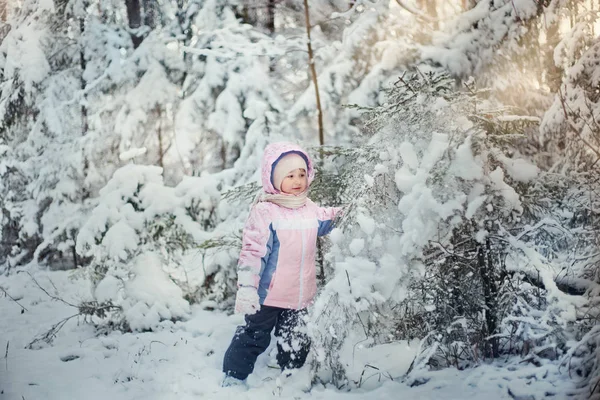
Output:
[265, 0, 275, 34]
[0, 1, 11, 49]
[303, 0, 326, 284]
[478, 239, 499, 358]
[424, 0, 438, 30]
[126, 0, 143, 48]
[0, 0, 6, 22]
[155, 105, 164, 168]
[236, 0, 251, 25]
[303, 0, 324, 146]
[79, 16, 90, 202]
[220, 141, 226, 171]
[71, 231, 78, 269]
[142, 0, 156, 29]
[80, 18, 88, 137]
[266, 0, 276, 72]
[592, 0, 595, 37]
[176, 0, 186, 26]
[545, 12, 562, 93]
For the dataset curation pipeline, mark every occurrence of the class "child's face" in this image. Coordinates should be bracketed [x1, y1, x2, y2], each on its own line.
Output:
[280, 168, 308, 195]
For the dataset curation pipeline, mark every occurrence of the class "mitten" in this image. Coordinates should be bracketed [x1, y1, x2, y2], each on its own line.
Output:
[234, 286, 260, 315]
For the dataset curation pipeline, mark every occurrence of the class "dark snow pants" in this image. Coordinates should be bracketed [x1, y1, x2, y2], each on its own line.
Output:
[222, 305, 310, 380]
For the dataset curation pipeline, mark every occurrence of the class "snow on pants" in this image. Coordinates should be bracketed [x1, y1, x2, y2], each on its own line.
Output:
[222, 305, 310, 380]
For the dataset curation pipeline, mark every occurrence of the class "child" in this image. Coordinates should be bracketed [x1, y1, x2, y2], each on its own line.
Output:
[222, 142, 341, 386]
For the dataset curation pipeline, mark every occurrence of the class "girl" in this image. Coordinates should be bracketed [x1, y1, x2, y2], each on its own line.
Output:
[222, 142, 341, 386]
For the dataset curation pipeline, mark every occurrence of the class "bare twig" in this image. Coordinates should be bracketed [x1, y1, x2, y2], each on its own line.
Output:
[510, 0, 521, 21]
[26, 313, 79, 349]
[0, 286, 28, 312]
[394, 72, 416, 94]
[16, 272, 121, 348]
[345, 270, 352, 293]
[23, 271, 76, 308]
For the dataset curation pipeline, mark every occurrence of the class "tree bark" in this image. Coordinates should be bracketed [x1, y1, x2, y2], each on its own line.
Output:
[155, 105, 164, 168]
[142, 0, 157, 29]
[422, 0, 438, 30]
[303, 0, 324, 146]
[544, 12, 562, 93]
[235, 1, 251, 25]
[238, 1, 276, 33]
[478, 239, 499, 358]
[0, 0, 6, 22]
[592, 0, 595, 37]
[569, 0, 577, 29]
[303, 0, 326, 284]
[265, 0, 275, 34]
[0, 0, 10, 45]
[79, 17, 88, 137]
[125, 0, 143, 48]
[79, 17, 90, 202]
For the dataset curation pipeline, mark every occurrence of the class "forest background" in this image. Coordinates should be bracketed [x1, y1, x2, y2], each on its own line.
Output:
[1, 0, 600, 398]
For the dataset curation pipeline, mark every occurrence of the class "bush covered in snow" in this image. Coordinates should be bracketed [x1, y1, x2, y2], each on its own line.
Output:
[308, 71, 600, 394]
[75, 161, 244, 330]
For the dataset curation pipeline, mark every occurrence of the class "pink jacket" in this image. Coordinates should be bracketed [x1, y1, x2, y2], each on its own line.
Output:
[237, 142, 340, 310]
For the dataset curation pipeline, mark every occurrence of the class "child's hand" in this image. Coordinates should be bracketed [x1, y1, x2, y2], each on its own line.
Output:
[235, 286, 260, 315]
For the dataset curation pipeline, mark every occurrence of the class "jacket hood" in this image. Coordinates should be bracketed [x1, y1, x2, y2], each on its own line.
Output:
[261, 142, 314, 194]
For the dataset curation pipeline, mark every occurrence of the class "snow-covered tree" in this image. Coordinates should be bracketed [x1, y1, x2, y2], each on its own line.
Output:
[540, 35, 600, 171]
[2, 0, 599, 394]
[171, 0, 290, 176]
[0, 0, 91, 270]
[307, 70, 559, 386]
[75, 160, 238, 329]
[285, 0, 426, 145]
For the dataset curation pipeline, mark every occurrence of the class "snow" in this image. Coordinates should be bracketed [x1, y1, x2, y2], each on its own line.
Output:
[0, 267, 576, 400]
[356, 213, 376, 235]
[38, 0, 55, 12]
[122, 253, 191, 331]
[0, 1, 595, 399]
[395, 166, 418, 193]
[119, 147, 147, 161]
[102, 220, 139, 261]
[349, 238, 365, 255]
[364, 174, 374, 187]
[494, 152, 539, 183]
[1, 23, 51, 94]
[399, 142, 419, 170]
[466, 195, 487, 219]
[330, 227, 344, 244]
[450, 136, 483, 180]
[489, 167, 523, 213]
[476, 229, 489, 243]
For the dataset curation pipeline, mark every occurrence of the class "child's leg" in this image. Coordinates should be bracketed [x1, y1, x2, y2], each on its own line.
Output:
[274, 308, 311, 371]
[223, 305, 279, 380]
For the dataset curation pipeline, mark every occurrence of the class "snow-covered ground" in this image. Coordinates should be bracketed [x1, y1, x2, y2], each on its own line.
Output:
[0, 268, 575, 400]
